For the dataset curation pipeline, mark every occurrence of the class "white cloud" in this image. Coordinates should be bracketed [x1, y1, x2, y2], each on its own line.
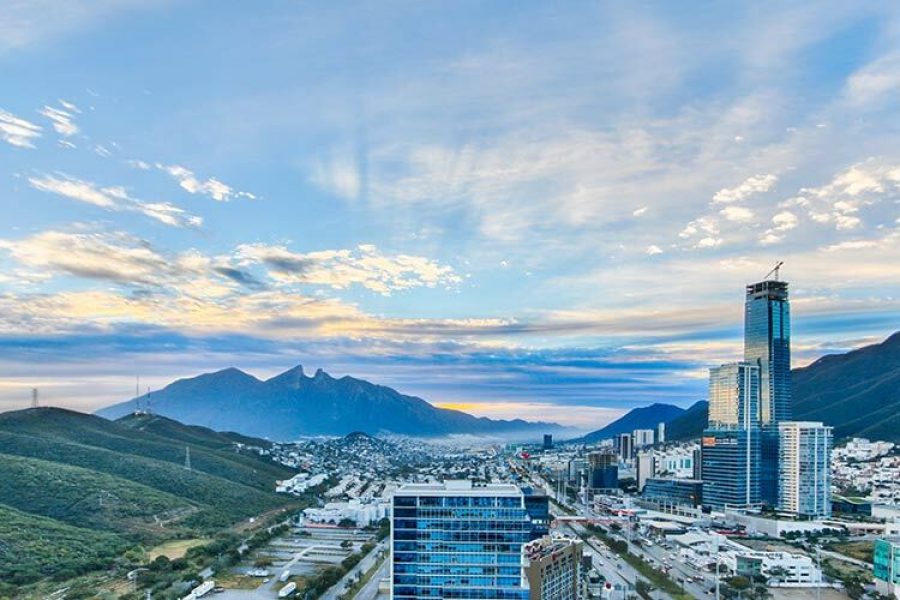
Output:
[632, 206, 648, 217]
[712, 174, 777, 204]
[39, 102, 80, 137]
[311, 154, 361, 200]
[784, 160, 900, 231]
[696, 237, 722, 248]
[28, 173, 202, 228]
[645, 245, 663, 255]
[235, 243, 461, 295]
[158, 163, 255, 202]
[771, 210, 798, 231]
[0, 108, 42, 148]
[720, 205, 755, 222]
[845, 51, 900, 106]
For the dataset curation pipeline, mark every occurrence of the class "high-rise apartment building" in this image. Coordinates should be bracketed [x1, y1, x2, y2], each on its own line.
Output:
[523, 536, 584, 600]
[633, 429, 655, 448]
[657, 422, 666, 445]
[616, 433, 633, 461]
[778, 422, 832, 517]
[391, 480, 542, 599]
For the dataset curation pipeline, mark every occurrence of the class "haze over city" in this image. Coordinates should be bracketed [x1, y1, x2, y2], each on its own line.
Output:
[1, 2, 899, 428]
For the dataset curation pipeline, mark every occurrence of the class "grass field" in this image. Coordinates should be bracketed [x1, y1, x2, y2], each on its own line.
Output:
[147, 537, 212, 560]
[829, 540, 875, 564]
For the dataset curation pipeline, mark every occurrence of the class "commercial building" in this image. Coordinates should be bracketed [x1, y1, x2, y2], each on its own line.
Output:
[708, 362, 760, 428]
[642, 478, 703, 508]
[588, 451, 618, 491]
[722, 550, 821, 585]
[703, 361, 761, 509]
[391, 480, 540, 599]
[745, 279, 792, 506]
[523, 536, 583, 600]
[701, 428, 760, 508]
[874, 539, 900, 598]
[543, 434, 553, 451]
[778, 422, 833, 517]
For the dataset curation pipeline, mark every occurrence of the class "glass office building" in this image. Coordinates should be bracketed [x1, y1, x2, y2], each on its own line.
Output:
[874, 539, 900, 598]
[391, 481, 542, 600]
[701, 428, 760, 508]
[708, 362, 760, 428]
[744, 280, 792, 425]
[745, 279, 791, 506]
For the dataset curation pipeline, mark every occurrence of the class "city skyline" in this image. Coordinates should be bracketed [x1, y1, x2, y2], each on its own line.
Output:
[2, 2, 900, 426]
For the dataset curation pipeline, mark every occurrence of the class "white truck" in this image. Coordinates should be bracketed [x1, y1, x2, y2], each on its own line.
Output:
[278, 582, 297, 598]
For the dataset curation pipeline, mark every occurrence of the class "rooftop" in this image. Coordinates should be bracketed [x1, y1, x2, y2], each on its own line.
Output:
[394, 480, 524, 497]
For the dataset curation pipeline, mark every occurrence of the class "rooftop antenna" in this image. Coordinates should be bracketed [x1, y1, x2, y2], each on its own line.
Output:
[31, 388, 38, 409]
[764, 260, 784, 282]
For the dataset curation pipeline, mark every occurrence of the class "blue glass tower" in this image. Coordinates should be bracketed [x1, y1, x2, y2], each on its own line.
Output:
[391, 481, 539, 599]
[745, 279, 791, 506]
[744, 280, 791, 424]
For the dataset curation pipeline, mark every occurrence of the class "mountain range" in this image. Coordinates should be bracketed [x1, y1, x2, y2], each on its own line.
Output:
[97, 365, 564, 440]
[571, 403, 686, 444]
[602, 331, 900, 443]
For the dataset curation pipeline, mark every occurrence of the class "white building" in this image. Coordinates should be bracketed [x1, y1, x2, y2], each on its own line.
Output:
[633, 429, 655, 448]
[657, 422, 666, 444]
[636, 451, 655, 492]
[302, 498, 389, 527]
[721, 549, 822, 586]
[778, 421, 832, 518]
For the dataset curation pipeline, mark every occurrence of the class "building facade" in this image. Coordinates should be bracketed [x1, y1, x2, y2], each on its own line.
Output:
[778, 422, 833, 517]
[588, 451, 618, 491]
[391, 481, 539, 599]
[874, 539, 900, 598]
[745, 279, 792, 506]
[642, 478, 703, 507]
[633, 429, 655, 448]
[636, 451, 655, 492]
[708, 362, 760, 428]
[523, 536, 583, 600]
[701, 428, 760, 508]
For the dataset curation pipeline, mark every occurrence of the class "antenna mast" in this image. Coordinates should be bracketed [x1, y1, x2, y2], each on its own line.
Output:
[31, 388, 38, 409]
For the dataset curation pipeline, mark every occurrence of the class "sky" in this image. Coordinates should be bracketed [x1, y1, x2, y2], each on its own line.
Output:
[0, 1, 898, 429]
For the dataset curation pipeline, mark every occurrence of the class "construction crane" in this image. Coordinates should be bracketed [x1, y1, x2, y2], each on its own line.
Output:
[764, 261, 784, 281]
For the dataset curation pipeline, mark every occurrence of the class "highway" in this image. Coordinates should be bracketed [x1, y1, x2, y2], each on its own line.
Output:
[353, 555, 389, 600]
[320, 540, 387, 600]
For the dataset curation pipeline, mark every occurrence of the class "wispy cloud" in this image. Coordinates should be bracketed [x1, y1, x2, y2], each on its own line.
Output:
[28, 173, 202, 228]
[712, 174, 778, 204]
[0, 108, 42, 148]
[156, 163, 256, 201]
[39, 101, 80, 137]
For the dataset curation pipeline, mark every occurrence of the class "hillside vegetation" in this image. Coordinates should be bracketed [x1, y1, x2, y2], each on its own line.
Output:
[0, 408, 299, 591]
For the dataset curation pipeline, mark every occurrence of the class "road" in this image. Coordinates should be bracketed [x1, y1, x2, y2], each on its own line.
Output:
[320, 540, 387, 600]
[353, 554, 389, 600]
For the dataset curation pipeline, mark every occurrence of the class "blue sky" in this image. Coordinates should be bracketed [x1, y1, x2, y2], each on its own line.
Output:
[1, 1, 899, 428]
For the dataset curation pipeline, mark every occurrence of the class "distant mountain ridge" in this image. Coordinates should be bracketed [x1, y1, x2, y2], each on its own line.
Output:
[97, 365, 564, 440]
[571, 403, 686, 444]
[665, 331, 900, 442]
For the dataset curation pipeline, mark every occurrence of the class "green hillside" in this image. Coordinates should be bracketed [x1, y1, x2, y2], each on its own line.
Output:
[0, 504, 128, 586]
[0, 408, 304, 592]
[0, 454, 196, 537]
[0, 408, 292, 491]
